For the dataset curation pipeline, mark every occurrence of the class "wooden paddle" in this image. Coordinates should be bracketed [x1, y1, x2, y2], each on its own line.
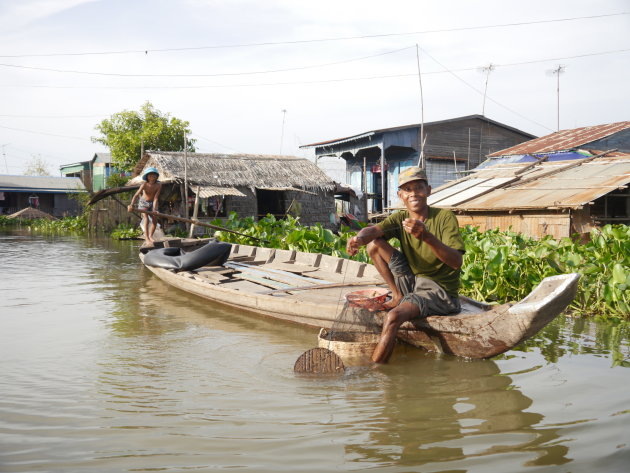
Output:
[133, 209, 270, 243]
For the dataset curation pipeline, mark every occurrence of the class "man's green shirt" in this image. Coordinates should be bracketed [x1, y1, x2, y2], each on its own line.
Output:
[377, 207, 465, 296]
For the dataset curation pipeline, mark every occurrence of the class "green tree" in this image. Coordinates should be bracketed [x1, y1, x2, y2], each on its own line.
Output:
[24, 155, 52, 176]
[92, 101, 196, 172]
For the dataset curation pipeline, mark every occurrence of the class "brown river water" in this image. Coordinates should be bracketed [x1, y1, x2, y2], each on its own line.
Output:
[1, 232, 629, 473]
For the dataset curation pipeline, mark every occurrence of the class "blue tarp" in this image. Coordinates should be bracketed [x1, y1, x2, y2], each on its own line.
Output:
[475, 150, 592, 170]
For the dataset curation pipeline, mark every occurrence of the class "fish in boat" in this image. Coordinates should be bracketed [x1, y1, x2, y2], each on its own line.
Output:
[140, 240, 580, 359]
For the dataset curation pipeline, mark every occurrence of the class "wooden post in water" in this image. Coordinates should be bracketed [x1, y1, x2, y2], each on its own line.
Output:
[184, 135, 189, 230]
[189, 185, 200, 238]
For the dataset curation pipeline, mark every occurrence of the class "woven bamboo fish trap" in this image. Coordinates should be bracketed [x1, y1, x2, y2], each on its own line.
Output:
[318, 328, 380, 366]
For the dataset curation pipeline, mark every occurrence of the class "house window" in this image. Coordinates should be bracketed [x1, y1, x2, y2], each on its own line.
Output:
[257, 189, 285, 218]
[204, 196, 227, 218]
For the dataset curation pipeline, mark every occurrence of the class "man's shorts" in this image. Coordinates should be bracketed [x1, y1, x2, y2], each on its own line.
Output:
[138, 198, 153, 211]
[388, 250, 461, 318]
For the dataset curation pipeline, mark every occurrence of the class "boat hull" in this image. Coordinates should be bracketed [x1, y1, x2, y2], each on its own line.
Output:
[141, 243, 580, 359]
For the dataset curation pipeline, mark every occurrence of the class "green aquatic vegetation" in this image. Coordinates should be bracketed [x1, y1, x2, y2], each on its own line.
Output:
[110, 223, 143, 240]
[459, 225, 629, 318]
[210, 213, 629, 318]
[212, 213, 366, 259]
[1, 216, 88, 233]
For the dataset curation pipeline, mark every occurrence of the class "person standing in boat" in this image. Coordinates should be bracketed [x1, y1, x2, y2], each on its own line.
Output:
[128, 167, 162, 245]
[346, 166, 465, 363]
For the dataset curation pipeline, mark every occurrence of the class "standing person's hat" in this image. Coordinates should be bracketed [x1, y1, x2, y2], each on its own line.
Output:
[142, 167, 160, 181]
[398, 166, 428, 188]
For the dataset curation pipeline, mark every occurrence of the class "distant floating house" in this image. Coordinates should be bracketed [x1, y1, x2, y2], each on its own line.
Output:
[0, 175, 86, 217]
[129, 151, 337, 228]
[427, 121, 630, 238]
[60, 152, 125, 192]
[301, 115, 536, 214]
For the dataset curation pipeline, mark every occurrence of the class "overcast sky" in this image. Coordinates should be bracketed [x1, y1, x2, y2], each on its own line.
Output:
[0, 0, 628, 175]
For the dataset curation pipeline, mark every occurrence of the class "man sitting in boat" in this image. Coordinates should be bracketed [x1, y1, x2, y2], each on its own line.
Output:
[346, 166, 465, 363]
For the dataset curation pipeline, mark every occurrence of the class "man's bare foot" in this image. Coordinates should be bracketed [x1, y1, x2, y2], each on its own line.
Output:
[383, 294, 402, 310]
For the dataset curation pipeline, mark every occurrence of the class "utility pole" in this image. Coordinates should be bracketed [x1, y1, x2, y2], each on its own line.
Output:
[551, 65, 565, 131]
[184, 134, 189, 223]
[280, 109, 287, 155]
[480, 63, 495, 116]
[416, 45, 425, 168]
[1, 143, 9, 174]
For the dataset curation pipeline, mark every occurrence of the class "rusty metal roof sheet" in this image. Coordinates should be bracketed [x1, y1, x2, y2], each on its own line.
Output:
[431, 155, 630, 211]
[488, 121, 630, 157]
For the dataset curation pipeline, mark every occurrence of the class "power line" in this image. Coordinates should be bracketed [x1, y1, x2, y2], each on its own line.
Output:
[0, 12, 626, 58]
[1, 46, 627, 80]
[0, 113, 107, 119]
[420, 48, 555, 132]
[2, 47, 628, 89]
[191, 133, 241, 153]
[0, 46, 414, 77]
[0, 123, 90, 141]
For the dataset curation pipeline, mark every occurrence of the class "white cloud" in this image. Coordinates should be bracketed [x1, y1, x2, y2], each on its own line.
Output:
[0, 0, 628, 172]
[0, 0, 97, 32]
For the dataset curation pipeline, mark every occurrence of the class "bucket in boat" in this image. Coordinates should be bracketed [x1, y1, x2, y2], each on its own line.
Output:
[344, 287, 390, 311]
[318, 328, 380, 366]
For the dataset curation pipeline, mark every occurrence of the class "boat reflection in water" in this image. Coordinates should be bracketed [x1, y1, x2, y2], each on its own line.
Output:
[342, 354, 569, 469]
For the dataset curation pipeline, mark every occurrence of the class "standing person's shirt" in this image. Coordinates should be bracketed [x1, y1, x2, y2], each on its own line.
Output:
[377, 207, 465, 296]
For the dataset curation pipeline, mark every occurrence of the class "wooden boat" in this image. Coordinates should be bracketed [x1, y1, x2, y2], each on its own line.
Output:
[140, 241, 580, 359]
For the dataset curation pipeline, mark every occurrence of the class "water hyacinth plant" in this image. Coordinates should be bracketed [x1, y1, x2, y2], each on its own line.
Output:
[211, 212, 629, 319]
[0, 215, 88, 233]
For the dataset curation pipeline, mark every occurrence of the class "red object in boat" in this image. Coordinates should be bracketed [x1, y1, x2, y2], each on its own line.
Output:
[345, 288, 390, 311]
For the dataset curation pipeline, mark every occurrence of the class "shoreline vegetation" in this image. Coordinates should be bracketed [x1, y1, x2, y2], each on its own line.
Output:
[2, 213, 628, 319]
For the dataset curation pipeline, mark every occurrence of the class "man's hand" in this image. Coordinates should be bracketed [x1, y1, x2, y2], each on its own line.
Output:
[346, 235, 363, 256]
[402, 218, 426, 240]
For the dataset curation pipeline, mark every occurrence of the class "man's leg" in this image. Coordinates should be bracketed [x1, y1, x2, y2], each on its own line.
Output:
[372, 301, 420, 363]
[142, 216, 150, 243]
[366, 238, 400, 309]
[148, 218, 157, 243]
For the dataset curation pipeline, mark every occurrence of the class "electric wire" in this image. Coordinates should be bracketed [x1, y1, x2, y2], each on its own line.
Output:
[1, 46, 628, 80]
[0, 46, 414, 77]
[419, 48, 555, 132]
[0, 12, 626, 58]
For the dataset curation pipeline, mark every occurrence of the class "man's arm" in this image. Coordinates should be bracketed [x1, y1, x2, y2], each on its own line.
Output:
[127, 183, 146, 211]
[346, 225, 385, 256]
[402, 218, 462, 270]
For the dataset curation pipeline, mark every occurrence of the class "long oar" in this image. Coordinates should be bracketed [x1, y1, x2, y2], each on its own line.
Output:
[133, 209, 269, 244]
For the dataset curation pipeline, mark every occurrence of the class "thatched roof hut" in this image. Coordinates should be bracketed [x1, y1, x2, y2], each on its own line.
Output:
[130, 152, 335, 194]
[129, 152, 337, 229]
[8, 207, 57, 220]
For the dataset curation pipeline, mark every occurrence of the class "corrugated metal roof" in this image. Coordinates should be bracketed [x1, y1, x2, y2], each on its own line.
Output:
[301, 114, 536, 149]
[0, 175, 86, 193]
[300, 132, 375, 149]
[257, 186, 317, 195]
[93, 152, 112, 164]
[192, 186, 246, 198]
[432, 155, 630, 211]
[489, 121, 630, 157]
